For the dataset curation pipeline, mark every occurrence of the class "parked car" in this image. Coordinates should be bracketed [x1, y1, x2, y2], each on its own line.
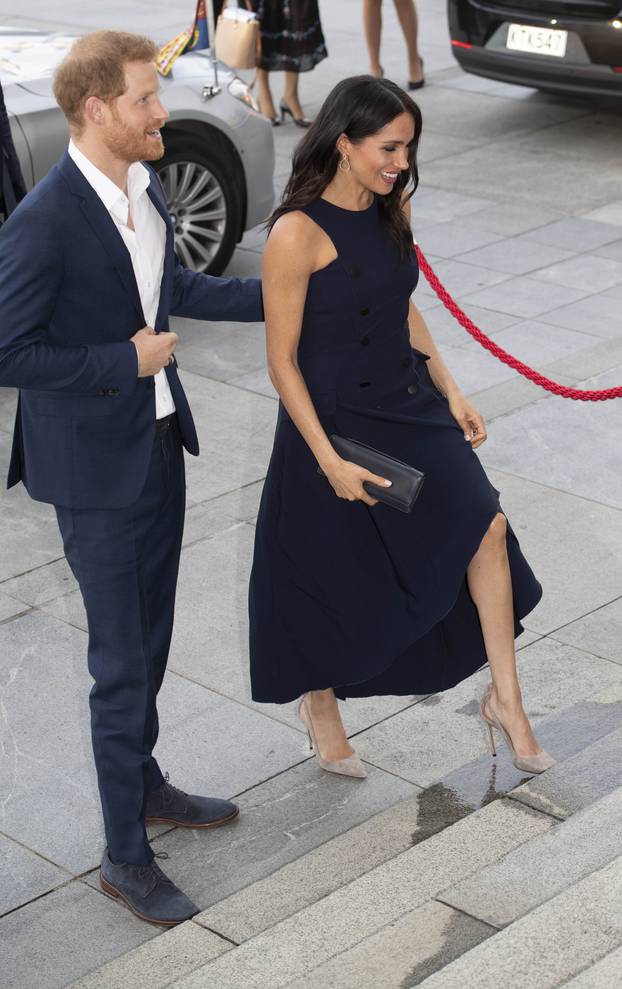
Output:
[1, 28, 275, 273]
[448, 0, 622, 97]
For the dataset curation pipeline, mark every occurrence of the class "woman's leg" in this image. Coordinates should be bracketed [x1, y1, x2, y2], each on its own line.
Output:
[303, 688, 354, 761]
[283, 71, 306, 119]
[306, 514, 542, 762]
[256, 68, 277, 120]
[363, 0, 384, 77]
[393, 0, 423, 83]
[467, 513, 542, 757]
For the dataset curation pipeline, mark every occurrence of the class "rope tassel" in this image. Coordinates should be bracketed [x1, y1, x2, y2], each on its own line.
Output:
[415, 246, 622, 402]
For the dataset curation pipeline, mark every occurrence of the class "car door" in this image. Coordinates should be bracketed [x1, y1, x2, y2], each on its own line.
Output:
[7, 79, 69, 186]
[4, 94, 33, 188]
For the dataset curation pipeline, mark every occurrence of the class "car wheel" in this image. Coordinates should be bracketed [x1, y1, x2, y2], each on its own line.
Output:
[157, 136, 242, 275]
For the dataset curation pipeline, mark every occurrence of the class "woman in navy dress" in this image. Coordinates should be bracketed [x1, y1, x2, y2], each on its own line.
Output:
[249, 76, 554, 778]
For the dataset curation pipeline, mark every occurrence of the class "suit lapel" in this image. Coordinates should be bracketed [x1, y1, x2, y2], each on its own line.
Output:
[147, 175, 174, 331]
[59, 152, 144, 320]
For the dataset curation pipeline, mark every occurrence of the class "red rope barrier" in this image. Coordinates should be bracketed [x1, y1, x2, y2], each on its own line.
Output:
[416, 246, 622, 402]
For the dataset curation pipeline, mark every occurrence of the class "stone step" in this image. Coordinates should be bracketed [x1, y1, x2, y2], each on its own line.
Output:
[66, 771, 549, 989]
[438, 784, 622, 928]
[283, 899, 496, 989]
[412, 854, 622, 989]
[511, 721, 622, 820]
[283, 851, 622, 989]
[67, 923, 230, 989]
[563, 944, 622, 988]
[69, 688, 622, 988]
[283, 786, 622, 989]
[186, 682, 622, 945]
[166, 798, 552, 989]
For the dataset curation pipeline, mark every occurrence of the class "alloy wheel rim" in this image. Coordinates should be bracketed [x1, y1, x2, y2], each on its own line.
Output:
[158, 160, 227, 272]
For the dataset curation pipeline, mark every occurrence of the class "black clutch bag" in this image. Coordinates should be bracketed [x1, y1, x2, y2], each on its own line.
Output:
[318, 435, 425, 514]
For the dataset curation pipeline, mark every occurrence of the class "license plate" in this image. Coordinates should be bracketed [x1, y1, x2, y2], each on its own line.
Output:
[506, 24, 568, 58]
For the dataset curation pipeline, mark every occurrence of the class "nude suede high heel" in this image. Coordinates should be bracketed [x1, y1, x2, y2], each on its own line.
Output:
[479, 683, 555, 774]
[298, 697, 367, 779]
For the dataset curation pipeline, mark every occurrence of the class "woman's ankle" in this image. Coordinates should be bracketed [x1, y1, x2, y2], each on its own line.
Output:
[258, 98, 277, 119]
[284, 95, 303, 116]
[490, 682, 523, 712]
[408, 57, 423, 81]
[305, 688, 336, 712]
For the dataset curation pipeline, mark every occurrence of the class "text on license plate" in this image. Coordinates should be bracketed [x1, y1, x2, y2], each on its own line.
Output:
[506, 24, 568, 58]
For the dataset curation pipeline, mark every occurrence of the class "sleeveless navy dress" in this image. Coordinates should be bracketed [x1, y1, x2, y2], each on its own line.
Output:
[249, 197, 542, 704]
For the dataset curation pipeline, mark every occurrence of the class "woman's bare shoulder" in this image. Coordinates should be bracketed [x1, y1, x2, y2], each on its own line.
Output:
[265, 210, 327, 271]
[269, 209, 324, 244]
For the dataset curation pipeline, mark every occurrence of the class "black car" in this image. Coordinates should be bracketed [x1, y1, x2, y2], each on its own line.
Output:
[448, 0, 622, 97]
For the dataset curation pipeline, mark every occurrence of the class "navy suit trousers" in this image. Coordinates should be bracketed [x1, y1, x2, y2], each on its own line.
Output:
[56, 416, 185, 864]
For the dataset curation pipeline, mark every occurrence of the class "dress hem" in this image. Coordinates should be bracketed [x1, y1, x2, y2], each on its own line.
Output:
[251, 502, 543, 705]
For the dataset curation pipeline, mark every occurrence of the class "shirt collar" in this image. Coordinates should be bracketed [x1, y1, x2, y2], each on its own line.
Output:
[68, 141, 151, 224]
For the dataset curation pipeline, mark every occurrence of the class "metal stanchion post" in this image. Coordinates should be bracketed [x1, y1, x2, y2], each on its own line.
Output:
[204, 0, 221, 96]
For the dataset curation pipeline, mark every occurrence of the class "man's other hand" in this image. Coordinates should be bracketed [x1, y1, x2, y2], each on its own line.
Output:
[131, 326, 179, 377]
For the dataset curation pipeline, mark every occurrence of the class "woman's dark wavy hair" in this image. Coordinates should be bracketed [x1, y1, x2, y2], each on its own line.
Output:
[267, 75, 422, 259]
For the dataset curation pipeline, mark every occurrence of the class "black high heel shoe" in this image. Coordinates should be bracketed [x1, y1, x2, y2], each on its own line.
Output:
[408, 59, 425, 91]
[250, 79, 281, 126]
[279, 99, 312, 128]
[258, 106, 281, 127]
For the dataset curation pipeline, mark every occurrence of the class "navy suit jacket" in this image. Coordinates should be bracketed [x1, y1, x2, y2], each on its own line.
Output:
[0, 151, 263, 509]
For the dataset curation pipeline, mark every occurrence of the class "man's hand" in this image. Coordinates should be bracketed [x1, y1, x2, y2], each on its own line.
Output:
[131, 326, 179, 377]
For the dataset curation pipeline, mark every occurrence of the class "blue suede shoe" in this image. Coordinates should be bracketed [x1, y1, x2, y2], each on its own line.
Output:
[145, 774, 239, 829]
[100, 850, 199, 927]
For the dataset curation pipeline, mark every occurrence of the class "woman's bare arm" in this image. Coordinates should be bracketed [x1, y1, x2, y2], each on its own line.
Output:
[407, 300, 462, 400]
[402, 194, 463, 399]
[405, 195, 487, 446]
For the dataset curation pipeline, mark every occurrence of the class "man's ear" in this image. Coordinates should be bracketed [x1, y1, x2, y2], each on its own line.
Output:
[83, 96, 107, 128]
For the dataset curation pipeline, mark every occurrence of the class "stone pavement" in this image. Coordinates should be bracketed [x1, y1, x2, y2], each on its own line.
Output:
[1, 1, 621, 987]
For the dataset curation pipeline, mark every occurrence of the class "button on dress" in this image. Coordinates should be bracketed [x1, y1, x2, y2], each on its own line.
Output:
[249, 196, 542, 704]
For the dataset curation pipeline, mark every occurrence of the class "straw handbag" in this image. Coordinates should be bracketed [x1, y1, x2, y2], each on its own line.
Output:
[214, 1, 259, 70]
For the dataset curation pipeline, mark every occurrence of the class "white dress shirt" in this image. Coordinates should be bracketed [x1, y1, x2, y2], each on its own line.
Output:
[68, 141, 175, 419]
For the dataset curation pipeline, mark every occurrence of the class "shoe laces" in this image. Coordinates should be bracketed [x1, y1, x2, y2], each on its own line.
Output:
[162, 772, 189, 807]
[137, 851, 171, 883]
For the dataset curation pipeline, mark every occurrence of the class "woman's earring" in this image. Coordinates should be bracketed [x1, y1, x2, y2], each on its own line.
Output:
[339, 155, 351, 173]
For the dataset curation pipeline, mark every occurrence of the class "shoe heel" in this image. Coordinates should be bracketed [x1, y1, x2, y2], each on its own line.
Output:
[100, 875, 119, 898]
[479, 684, 555, 775]
[484, 720, 497, 757]
[297, 696, 366, 779]
[299, 700, 313, 751]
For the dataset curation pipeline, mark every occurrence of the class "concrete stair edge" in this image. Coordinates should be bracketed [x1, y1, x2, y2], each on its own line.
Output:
[163, 797, 554, 989]
[275, 784, 622, 989]
[66, 699, 622, 989]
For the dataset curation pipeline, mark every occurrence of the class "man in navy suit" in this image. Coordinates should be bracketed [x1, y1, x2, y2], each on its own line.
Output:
[0, 30, 264, 926]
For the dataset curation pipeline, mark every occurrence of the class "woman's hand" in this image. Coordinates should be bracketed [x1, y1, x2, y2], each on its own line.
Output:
[322, 458, 392, 507]
[447, 393, 487, 449]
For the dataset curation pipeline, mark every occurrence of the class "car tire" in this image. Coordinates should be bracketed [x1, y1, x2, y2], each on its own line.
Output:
[157, 134, 243, 276]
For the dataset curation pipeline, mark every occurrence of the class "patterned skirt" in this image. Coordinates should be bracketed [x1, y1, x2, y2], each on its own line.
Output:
[252, 0, 328, 72]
